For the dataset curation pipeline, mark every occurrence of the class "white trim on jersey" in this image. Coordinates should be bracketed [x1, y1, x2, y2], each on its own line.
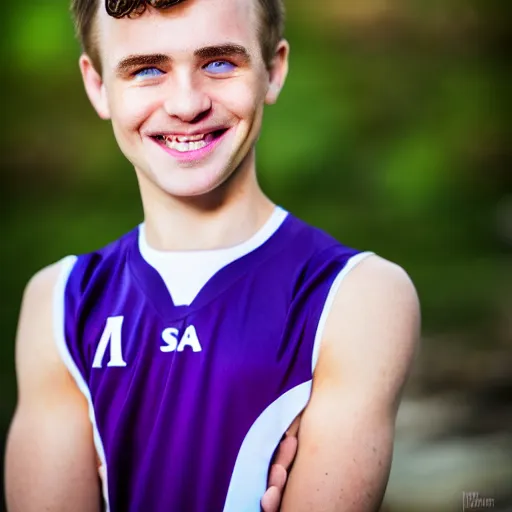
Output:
[53, 255, 110, 511]
[312, 251, 375, 373]
[138, 206, 289, 306]
[222, 381, 312, 512]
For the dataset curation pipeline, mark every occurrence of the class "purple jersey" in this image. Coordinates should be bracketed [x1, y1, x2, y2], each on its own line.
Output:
[53, 209, 372, 511]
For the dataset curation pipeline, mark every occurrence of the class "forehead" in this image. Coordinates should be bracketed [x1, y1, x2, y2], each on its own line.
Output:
[96, 0, 261, 67]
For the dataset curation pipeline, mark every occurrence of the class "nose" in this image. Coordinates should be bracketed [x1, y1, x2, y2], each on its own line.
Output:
[163, 73, 212, 123]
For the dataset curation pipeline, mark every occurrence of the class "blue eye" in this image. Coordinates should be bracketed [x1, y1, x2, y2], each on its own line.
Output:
[204, 61, 236, 74]
[134, 67, 163, 80]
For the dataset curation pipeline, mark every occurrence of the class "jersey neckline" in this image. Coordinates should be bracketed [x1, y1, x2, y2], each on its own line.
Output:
[137, 207, 288, 307]
[139, 206, 288, 261]
[128, 208, 302, 321]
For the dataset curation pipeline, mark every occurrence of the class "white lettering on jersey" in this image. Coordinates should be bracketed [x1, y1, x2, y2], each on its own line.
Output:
[160, 328, 179, 353]
[160, 325, 202, 353]
[177, 325, 202, 352]
[92, 316, 127, 368]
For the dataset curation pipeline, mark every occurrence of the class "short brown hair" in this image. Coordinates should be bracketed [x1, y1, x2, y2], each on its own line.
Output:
[71, 0, 285, 71]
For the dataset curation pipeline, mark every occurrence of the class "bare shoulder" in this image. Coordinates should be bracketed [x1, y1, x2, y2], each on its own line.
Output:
[17, 260, 65, 349]
[22, 260, 65, 309]
[326, 253, 420, 341]
[316, 254, 420, 407]
[15, 258, 76, 402]
[345, 253, 419, 306]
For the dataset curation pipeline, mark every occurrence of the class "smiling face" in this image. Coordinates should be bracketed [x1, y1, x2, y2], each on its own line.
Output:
[80, 0, 288, 199]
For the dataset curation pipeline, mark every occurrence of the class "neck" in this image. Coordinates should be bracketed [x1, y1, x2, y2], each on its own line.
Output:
[137, 153, 275, 251]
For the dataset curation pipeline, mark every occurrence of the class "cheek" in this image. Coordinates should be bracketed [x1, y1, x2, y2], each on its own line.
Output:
[108, 86, 160, 135]
[211, 77, 267, 122]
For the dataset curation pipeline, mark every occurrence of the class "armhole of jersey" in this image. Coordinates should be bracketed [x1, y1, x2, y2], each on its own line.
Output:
[53, 255, 110, 512]
[312, 251, 375, 373]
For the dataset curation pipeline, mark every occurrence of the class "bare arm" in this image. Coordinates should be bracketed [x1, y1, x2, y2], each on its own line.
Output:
[5, 262, 101, 512]
[281, 256, 420, 511]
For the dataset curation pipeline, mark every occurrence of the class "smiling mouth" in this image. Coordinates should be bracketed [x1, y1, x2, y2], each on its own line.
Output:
[153, 129, 228, 153]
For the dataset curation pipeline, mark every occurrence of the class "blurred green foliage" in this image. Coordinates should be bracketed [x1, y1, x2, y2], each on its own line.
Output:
[0, 1, 510, 508]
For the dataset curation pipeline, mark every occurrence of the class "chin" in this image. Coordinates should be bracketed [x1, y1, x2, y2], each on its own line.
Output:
[150, 163, 236, 199]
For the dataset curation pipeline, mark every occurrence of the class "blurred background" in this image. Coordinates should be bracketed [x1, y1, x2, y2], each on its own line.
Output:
[1, 0, 511, 510]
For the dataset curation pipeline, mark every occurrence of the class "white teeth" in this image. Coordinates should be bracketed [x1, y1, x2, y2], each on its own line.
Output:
[192, 141, 206, 151]
[176, 134, 205, 143]
[165, 139, 208, 152]
[162, 132, 217, 152]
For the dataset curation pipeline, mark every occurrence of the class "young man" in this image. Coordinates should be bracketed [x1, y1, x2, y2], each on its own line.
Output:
[5, 0, 420, 510]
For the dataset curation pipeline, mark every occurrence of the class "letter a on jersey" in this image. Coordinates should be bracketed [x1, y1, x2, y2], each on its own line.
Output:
[177, 325, 202, 352]
[92, 316, 127, 368]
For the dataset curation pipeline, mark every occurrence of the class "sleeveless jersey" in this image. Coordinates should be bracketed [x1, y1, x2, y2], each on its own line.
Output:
[53, 209, 372, 512]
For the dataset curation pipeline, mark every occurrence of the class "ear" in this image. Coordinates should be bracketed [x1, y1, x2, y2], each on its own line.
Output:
[265, 39, 290, 105]
[79, 54, 111, 120]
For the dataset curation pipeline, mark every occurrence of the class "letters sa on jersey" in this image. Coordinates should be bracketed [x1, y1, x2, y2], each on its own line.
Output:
[92, 316, 203, 368]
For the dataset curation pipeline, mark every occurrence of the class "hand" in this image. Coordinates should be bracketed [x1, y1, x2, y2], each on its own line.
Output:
[260, 415, 301, 512]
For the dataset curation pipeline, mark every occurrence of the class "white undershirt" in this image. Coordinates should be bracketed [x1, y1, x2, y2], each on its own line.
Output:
[138, 207, 288, 306]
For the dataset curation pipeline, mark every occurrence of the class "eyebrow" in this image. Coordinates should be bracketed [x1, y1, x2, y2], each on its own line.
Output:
[194, 44, 251, 62]
[115, 44, 251, 76]
[116, 54, 170, 76]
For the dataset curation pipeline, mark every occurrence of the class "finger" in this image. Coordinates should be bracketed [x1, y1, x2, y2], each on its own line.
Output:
[273, 434, 298, 469]
[268, 463, 287, 489]
[261, 485, 280, 512]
